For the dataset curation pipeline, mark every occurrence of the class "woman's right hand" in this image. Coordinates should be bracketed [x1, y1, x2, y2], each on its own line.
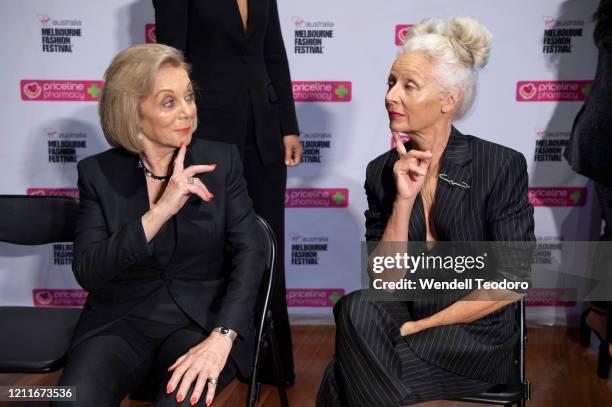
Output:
[392, 132, 433, 201]
[155, 143, 217, 218]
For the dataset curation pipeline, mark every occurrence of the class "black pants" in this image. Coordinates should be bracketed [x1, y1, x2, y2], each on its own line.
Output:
[593, 183, 612, 341]
[242, 103, 294, 381]
[53, 321, 236, 407]
[317, 290, 492, 407]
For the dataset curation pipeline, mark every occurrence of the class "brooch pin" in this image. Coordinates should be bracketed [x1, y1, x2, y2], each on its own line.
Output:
[438, 173, 470, 189]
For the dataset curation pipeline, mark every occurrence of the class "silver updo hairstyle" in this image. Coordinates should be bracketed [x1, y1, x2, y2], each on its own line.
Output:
[401, 16, 493, 119]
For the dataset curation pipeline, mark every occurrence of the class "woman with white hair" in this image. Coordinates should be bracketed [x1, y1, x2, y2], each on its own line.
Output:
[317, 17, 535, 406]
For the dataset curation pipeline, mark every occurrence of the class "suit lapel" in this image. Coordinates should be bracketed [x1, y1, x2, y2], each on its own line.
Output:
[175, 145, 195, 258]
[409, 194, 427, 241]
[433, 127, 472, 240]
[229, 0, 253, 37]
[389, 139, 427, 241]
[124, 153, 150, 218]
[246, 0, 257, 38]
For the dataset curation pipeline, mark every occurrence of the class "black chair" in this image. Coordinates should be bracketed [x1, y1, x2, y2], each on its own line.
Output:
[450, 298, 530, 407]
[246, 214, 289, 407]
[580, 302, 612, 379]
[0, 195, 82, 373]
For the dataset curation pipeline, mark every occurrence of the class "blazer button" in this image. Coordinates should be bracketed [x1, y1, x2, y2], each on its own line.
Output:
[241, 55, 248, 64]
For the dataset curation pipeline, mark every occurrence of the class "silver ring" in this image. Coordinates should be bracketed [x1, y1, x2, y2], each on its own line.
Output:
[208, 377, 218, 385]
[187, 177, 194, 185]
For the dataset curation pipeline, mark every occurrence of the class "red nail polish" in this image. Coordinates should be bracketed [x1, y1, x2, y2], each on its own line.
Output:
[166, 384, 173, 394]
[206, 399, 212, 407]
[190, 396, 198, 405]
[210, 194, 215, 199]
[177, 393, 184, 402]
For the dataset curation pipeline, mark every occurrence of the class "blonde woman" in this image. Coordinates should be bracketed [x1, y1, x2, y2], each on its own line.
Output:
[53, 44, 265, 407]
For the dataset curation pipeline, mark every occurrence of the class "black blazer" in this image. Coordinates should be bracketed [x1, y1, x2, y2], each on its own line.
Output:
[153, 0, 299, 165]
[364, 127, 535, 383]
[70, 139, 266, 376]
[565, 48, 612, 187]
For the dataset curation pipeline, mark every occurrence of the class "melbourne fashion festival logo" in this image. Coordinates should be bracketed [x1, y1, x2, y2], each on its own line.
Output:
[285, 188, 349, 208]
[145, 23, 156, 43]
[45, 127, 88, 163]
[33, 289, 87, 307]
[21, 80, 103, 102]
[26, 188, 79, 199]
[290, 234, 329, 266]
[292, 81, 351, 102]
[533, 128, 570, 163]
[395, 24, 413, 46]
[516, 81, 592, 102]
[292, 16, 334, 54]
[542, 16, 584, 54]
[528, 187, 587, 207]
[300, 132, 332, 164]
[286, 289, 345, 307]
[37, 14, 83, 53]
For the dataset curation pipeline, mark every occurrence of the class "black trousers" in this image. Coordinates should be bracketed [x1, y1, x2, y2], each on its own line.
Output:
[593, 183, 612, 342]
[241, 103, 294, 381]
[317, 290, 492, 407]
[52, 321, 236, 407]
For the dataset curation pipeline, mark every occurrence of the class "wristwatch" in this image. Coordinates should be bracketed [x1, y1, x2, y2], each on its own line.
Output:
[213, 326, 237, 341]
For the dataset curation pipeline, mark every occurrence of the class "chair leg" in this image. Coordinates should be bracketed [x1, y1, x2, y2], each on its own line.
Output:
[597, 340, 611, 379]
[247, 335, 265, 407]
[580, 308, 592, 347]
[268, 322, 290, 407]
[247, 376, 258, 407]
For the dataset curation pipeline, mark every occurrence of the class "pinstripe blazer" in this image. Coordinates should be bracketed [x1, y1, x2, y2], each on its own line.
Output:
[364, 126, 535, 383]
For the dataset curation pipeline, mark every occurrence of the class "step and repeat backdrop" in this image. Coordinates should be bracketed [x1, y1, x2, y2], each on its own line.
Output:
[0, 0, 602, 324]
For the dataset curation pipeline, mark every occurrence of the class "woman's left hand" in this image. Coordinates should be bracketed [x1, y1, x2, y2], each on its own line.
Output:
[400, 320, 426, 336]
[166, 332, 233, 406]
[283, 134, 302, 166]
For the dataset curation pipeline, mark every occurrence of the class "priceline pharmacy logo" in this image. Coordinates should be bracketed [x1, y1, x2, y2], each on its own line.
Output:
[285, 188, 349, 208]
[21, 80, 103, 101]
[516, 81, 592, 101]
[292, 81, 351, 102]
[528, 187, 587, 206]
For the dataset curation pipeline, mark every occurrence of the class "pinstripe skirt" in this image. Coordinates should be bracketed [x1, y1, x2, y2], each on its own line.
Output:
[317, 290, 494, 407]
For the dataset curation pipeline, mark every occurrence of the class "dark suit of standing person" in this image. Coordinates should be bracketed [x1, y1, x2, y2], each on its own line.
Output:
[565, 0, 612, 375]
[152, 0, 301, 383]
[53, 44, 265, 407]
[317, 17, 535, 406]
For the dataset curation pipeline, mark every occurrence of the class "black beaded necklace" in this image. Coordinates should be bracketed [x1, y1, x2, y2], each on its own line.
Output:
[138, 157, 171, 182]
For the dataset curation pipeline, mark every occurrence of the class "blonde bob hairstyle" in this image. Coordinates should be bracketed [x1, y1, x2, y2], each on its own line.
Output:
[99, 44, 196, 153]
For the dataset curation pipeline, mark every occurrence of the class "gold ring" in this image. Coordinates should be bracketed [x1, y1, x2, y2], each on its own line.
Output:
[208, 377, 219, 385]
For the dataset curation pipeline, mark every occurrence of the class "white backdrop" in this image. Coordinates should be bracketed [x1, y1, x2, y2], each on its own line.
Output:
[0, 0, 602, 325]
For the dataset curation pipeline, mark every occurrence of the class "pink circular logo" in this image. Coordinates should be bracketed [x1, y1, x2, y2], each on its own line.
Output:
[23, 82, 42, 99]
[293, 17, 304, 28]
[35, 290, 53, 306]
[397, 26, 411, 44]
[147, 26, 156, 43]
[519, 83, 537, 100]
